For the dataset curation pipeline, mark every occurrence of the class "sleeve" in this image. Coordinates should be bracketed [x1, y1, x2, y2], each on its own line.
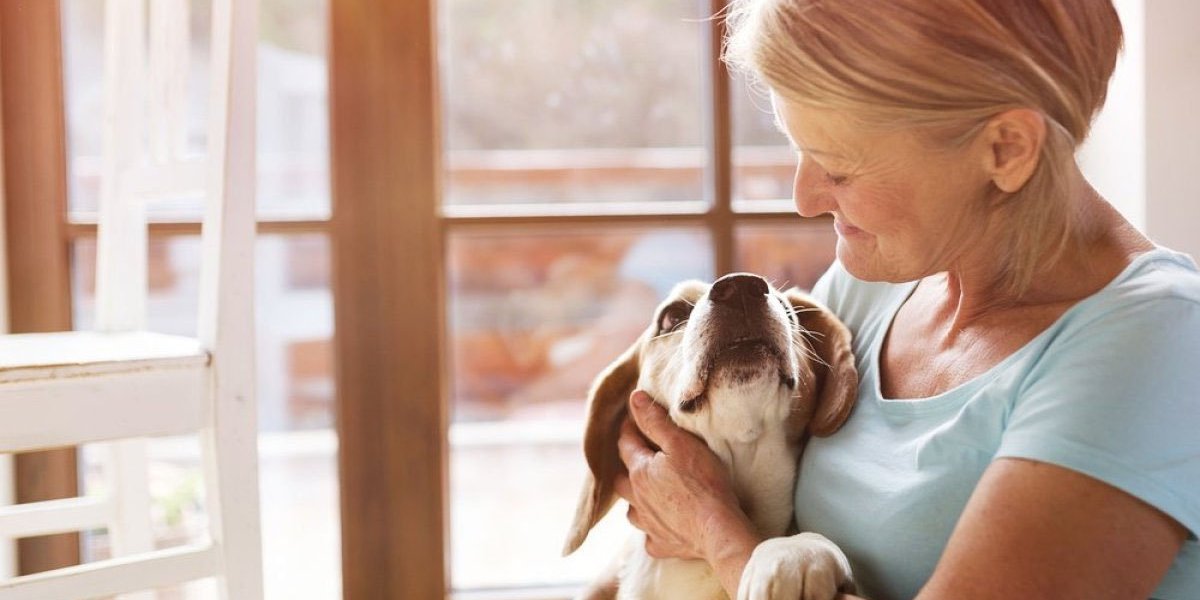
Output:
[996, 297, 1200, 538]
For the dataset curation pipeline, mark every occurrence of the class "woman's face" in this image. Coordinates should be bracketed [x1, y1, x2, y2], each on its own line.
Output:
[773, 95, 995, 283]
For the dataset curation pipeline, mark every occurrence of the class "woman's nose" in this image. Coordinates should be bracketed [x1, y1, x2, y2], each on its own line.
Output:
[792, 157, 835, 218]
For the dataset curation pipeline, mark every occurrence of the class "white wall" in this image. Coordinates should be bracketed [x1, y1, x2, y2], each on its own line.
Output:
[1144, 0, 1200, 259]
[1081, 0, 1200, 259]
[1079, 0, 1145, 229]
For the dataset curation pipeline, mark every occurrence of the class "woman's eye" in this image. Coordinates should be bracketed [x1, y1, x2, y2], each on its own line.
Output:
[825, 172, 849, 186]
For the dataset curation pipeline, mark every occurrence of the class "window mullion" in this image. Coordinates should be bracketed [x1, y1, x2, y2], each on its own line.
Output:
[330, 0, 447, 596]
[704, 0, 734, 276]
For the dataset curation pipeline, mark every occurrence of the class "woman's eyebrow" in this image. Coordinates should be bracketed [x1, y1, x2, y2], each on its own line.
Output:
[779, 131, 835, 155]
[798, 146, 845, 159]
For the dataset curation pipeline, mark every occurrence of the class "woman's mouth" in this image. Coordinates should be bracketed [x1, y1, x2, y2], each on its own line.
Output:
[834, 219, 863, 237]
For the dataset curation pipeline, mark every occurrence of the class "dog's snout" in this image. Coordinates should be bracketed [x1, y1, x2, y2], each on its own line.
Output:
[710, 273, 769, 307]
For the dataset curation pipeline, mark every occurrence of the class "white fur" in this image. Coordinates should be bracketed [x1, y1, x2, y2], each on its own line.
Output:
[738, 533, 855, 600]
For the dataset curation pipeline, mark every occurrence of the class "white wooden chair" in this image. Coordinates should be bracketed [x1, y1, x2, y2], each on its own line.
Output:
[0, 0, 262, 598]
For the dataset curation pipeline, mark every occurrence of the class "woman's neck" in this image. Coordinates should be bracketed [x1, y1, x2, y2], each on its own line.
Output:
[935, 182, 1151, 331]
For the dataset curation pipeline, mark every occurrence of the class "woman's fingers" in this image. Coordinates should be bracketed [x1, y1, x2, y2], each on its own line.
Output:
[644, 537, 670, 559]
[611, 390, 744, 563]
[627, 505, 667, 558]
[617, 412, 653, 472]
[613, 472, 633, 502]
[628, 390, 689, 453]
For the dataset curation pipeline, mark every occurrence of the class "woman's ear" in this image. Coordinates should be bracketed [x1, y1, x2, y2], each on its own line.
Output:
[982, 108, 1047, 194]
[563, 340, 641, 556]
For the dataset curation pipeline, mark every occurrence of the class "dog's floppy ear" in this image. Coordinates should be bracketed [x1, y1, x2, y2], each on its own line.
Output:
[562, 339, 641, 556]
[785, 288, 859, 439]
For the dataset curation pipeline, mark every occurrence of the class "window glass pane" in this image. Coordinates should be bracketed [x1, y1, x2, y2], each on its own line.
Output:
[60, 0, 330, 221]
[735, 222, 838, 291]
[732, 72, 794, 207]
[447, 228, 713, 590]
[439, 0, 708, 206]
[71, 233, 340, 599]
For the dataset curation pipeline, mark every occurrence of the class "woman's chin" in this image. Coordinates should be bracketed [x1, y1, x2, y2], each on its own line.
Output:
[836, 242, 914, 284]
[835, 239, 875, 278]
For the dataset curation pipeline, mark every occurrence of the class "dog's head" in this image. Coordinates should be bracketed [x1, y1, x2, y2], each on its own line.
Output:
[562, 272, 858, 555]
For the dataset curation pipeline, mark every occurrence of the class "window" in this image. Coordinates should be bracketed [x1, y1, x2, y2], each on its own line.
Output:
[59, 0, 339, 597]
[435, 0, 834, 594]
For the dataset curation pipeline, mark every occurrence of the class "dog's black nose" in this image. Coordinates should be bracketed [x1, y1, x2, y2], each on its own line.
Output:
[710, 273, 769, 306]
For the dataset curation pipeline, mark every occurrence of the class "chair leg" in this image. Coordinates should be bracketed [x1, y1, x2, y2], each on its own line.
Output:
[108, 439, 154, 600]
[202, 408, 264, 600]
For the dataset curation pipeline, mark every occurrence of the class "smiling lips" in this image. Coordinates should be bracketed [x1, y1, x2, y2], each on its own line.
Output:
[834, 219, 864, 236]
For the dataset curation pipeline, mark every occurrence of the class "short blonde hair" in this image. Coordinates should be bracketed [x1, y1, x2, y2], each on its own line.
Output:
[725, 0, 1123, 295]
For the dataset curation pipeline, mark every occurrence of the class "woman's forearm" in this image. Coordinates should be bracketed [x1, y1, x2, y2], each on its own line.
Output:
[699, 505, 763, 597]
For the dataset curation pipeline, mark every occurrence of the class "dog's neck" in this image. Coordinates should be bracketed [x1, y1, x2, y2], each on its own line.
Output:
[674, 382, 801, 538]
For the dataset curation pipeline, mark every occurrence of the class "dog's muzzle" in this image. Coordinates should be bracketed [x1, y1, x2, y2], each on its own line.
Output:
[679, 273, 798, 413]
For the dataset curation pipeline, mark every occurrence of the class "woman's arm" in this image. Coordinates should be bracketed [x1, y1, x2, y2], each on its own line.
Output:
[917, 457, 1186, 599]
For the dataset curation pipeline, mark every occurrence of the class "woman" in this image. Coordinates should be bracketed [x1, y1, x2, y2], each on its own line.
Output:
[613, 1, 1200, 598]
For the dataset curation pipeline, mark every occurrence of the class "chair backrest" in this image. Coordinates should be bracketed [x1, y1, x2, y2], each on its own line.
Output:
[0, 0, 262, 597]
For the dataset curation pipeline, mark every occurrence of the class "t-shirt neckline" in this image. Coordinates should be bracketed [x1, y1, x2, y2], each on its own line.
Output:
[867, 247, 1178, 413]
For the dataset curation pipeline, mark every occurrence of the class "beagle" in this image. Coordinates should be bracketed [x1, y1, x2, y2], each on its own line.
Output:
[562, 273, 859, 600]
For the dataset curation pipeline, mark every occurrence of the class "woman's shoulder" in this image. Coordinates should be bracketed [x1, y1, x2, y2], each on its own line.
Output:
[1033, 246, 1200, 374]
[1068, 246, 1200, 326]
[1110, 246, 1200, 298]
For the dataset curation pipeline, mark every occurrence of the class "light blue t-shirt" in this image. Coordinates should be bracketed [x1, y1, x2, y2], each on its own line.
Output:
[795, 247, 1200, 600]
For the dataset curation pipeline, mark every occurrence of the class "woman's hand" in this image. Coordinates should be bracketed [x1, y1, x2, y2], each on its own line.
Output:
[614, 390, 762, 587]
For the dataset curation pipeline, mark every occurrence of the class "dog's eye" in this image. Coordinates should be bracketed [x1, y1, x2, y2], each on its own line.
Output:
[775, 295, 796, 324]
[657, 303, 691, 334]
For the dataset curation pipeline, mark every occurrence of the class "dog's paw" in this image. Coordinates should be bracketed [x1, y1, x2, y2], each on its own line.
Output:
[736, 532, 854, 600]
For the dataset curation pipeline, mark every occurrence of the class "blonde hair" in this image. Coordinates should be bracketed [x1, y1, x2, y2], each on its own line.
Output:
[725, 0, 1123, 295]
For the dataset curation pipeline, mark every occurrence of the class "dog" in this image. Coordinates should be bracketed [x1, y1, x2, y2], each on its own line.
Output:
[562, 272, 859, 600]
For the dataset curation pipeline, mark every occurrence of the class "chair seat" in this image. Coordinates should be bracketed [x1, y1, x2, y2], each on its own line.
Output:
[0, 331, 212, 453]
[0, 331, 208, 383]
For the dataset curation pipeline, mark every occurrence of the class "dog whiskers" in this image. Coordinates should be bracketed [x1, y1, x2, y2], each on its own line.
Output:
[790, 336, 830, 369]
[798, 328, 827, 341]
[650, 324, 689, 342]
[788, 306, 825, 317]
